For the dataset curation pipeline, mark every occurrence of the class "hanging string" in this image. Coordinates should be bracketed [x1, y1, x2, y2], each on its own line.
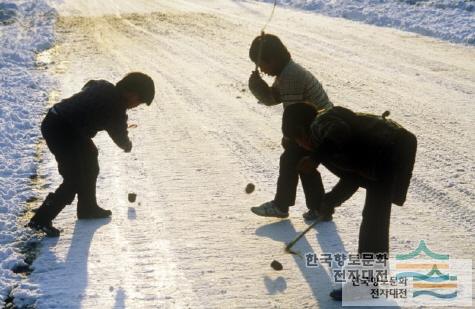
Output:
[261, 0, 277, 34]
[256, 0, 277, 71]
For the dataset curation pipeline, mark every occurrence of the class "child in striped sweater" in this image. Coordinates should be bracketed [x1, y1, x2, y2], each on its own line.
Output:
[248, 33, 333, 220]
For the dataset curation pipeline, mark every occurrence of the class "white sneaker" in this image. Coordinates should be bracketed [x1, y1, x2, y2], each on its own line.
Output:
[251, 201, 289, 218]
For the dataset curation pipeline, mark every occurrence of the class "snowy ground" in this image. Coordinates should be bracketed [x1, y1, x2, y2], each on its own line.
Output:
[257, 0, 475, 45]
[1, 0, 474, 308]
[0, 0, 56, 306]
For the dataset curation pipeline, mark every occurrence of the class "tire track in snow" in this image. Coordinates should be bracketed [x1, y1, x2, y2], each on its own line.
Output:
[109, 8, 475, 235]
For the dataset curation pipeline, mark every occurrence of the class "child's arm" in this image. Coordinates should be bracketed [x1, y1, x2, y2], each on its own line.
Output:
[248, 71, 280, 106]
[107, 111, 132, 152]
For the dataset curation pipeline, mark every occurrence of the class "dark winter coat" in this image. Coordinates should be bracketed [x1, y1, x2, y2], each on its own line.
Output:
[310, 106, 417, 206]
[52, 80, 131, 150]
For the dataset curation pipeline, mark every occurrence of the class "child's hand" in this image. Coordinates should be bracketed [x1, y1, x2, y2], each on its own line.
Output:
[124, 141, 132, 153]
[248, 70, 270, 101]
[297, 156, 317, 174]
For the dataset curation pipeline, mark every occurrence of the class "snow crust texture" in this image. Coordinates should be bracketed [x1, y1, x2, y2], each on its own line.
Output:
[257, 0, 475, 45]
[0, 0, 56, 306]
[1, 0, 474, 308]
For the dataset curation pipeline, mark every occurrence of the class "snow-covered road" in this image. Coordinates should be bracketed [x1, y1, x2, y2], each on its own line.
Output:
[13, 0, 474, 307]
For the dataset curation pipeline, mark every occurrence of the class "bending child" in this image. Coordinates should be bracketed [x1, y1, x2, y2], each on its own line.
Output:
[248, 33, 333, 220]
[28, 72, 155, 237]
[282, 103, 417, 300]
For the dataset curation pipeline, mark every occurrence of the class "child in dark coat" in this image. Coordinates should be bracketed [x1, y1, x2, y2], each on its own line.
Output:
[282, 103, 417, 300]
[28, 72, 155, 237]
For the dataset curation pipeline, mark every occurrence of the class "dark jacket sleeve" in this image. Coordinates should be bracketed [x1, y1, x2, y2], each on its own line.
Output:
[107, 111, 131, 151]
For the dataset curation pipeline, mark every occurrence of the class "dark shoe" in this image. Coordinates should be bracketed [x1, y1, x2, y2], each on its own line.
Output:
[27, 220, 60, 237]
[303, 209, 319, 220]
[303, 209, 333, 221]
[330, 288, 342, 301]
[77, 206, 112, 219]
[30, 193, 61, 222]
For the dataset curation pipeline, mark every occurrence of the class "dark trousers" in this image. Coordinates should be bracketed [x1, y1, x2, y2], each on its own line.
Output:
[32, 111, 99, 223]
[324, 175, 392, 254]
[358, 183, 392, 254]
[357, 130, 416, 254]
[274, 139, 324, 212]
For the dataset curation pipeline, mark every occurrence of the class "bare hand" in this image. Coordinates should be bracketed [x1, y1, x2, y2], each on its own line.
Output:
[248, 70, 270, 101]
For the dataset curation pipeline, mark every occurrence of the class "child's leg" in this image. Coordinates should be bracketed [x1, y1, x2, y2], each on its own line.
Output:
[358, 184, 392, 254]
[273, 140, 307, 212]
[31, 113, 79, 224]
[76, 139, 100, 215]
[33, 149, 80, 223]
[300, 170, 324, 212]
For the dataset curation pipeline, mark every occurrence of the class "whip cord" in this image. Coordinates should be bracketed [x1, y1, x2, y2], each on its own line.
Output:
[256, 0, 277, 71]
